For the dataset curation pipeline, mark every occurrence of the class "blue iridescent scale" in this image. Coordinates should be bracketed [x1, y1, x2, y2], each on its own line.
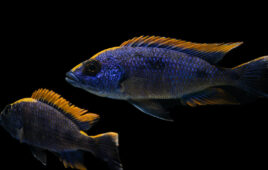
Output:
[112, 47, 228, 99]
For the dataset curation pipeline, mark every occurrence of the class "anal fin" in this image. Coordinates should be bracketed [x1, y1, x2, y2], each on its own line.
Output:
[128, 99, 174, 121]
[59, 151, 87, 170]
[30, 147, 47, 166]
[181, 88, 239, 107]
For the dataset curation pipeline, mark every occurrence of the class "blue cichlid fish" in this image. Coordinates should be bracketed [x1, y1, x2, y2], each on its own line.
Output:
[66, 36, 268, 121]
[0, 89, 123, 170]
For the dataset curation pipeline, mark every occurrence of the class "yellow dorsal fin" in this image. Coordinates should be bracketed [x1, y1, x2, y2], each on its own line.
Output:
[120, 36, 243, 64]
[31, 89, 99, 130]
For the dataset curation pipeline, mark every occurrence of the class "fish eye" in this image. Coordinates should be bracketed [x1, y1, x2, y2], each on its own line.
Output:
[83, 60, 102, 76]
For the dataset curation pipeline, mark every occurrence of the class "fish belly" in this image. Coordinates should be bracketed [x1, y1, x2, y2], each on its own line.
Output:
[121, 48, 227, 99]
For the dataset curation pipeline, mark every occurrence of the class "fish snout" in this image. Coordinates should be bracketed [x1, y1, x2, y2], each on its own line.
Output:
[0, 105, 11, 123]
[65, 72, 81, 87]
[1, 105, 11, 115]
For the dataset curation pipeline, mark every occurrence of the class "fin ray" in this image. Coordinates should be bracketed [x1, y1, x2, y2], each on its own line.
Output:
[30, 147, 47, 166]
[120, 36, 243, 64]
[233, 56, 268, 97]
[181, 88, 239, 107]
[59, 151, 87, 170]
[91, 132, 122, 170]
[128, 99, 174, 121]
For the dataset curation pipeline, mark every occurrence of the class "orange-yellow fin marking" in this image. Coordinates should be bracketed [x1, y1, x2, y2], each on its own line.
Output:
[120, 36, 243, 64]
[80, 131, 89, 137]
[31, 89, 100, 129]
[71, 63, 83, 72]
[59, 152, 87, 170]
[120, 35, 243, 53]
[91, 132, 119, 147]
[181, 88, 239, 107]
[91, 47, 120, 59]
[11, 98, 37, 106]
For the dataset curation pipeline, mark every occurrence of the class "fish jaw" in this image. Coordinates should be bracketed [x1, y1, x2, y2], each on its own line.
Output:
[66, 71, 105, 97]
[65, 71, 82, 88]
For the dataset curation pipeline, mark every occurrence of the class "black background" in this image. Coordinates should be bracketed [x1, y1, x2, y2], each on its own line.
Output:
[0, 2, 267, 170]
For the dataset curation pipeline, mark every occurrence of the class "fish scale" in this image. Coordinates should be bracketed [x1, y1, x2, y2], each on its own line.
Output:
[20, 101, 84, 151]
[117, 47, 226, 98]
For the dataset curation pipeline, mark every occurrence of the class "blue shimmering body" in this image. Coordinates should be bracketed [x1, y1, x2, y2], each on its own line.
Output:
[94, 47, 232, 99]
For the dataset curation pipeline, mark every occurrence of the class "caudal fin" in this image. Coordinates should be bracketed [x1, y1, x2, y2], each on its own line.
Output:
[91, 132, 123, 170]
[233, 56, 268, 97]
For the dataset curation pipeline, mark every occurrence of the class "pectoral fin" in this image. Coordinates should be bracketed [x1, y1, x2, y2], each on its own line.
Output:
[16, 128, 24, 143]
[30, 147, 47, 166]
[181, 88, 239, 107]
[128, 99, 174, 121]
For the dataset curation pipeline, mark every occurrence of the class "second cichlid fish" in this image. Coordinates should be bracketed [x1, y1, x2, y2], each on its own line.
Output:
[0, 89, 122, 170]
[66, 36, 268, 121]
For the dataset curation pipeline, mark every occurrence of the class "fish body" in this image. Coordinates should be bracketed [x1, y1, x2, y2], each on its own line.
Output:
[95, 46, 231, 99]
[0, 89, 122, 170]
[66, 36, 268, 121]
[7, 100, 89, 151]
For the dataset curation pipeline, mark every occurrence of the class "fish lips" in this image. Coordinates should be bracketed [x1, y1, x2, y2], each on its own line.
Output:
[66, 72, 101, 93]
[65, 72, 81, 88]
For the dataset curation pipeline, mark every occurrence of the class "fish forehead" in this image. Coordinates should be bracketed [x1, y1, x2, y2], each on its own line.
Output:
[91, 47, 121, 60]
[11, 98, 37, 106]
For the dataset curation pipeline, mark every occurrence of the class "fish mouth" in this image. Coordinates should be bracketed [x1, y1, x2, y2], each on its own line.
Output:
[65, 72, 81, 87]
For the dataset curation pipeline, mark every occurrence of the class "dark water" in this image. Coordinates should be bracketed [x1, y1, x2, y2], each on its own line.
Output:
[1, 4, 267, 170]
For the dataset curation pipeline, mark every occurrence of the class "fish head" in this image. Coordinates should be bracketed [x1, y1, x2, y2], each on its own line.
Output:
[0, 102, 23, 138]
[1, 104, 14, 127]
[0, 104, 11, 125]
[66, 48, 125, 98]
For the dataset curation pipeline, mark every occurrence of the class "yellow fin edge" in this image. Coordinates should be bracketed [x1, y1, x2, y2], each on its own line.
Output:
[11, 98, 37, 106]
[91, 47, 120, 59]
[71, 63, 83, 72]
[91, 132, 119, 146]
[80, 131, 89, 137]
[120, 36, 243, 53]
[61, 159, 87, 170]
